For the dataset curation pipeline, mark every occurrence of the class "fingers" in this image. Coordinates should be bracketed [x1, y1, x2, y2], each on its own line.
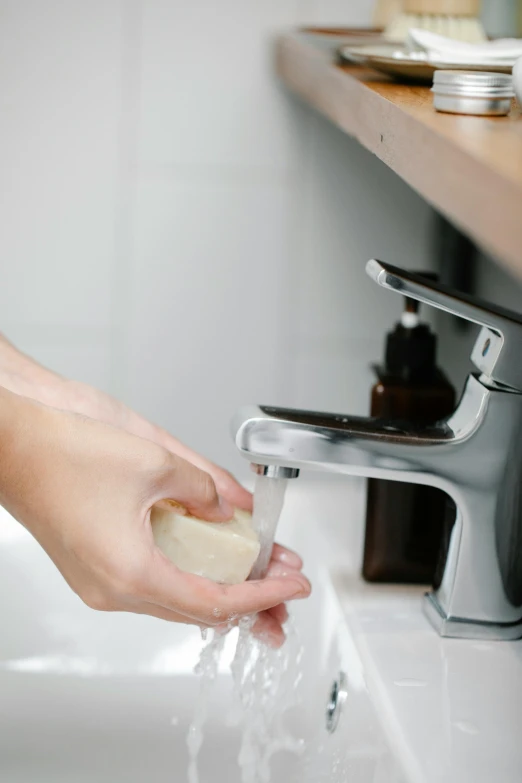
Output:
[159, 433, 253, 512]
[158, 453, 234, 522]
[132, 584, 289, 650]
[252, 612, 286, 648]
[129, 600, 200, 626]
[212, 468, 253, 512]
[264, 559, 303, 580]
[270, 543, 303, 570]
[148, 550, 311, 625]
[132, 600, 287, 650]
[266, 602, 289, 625]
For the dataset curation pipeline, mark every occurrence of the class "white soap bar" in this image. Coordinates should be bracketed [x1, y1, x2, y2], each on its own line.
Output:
[151, 504, 260, 585]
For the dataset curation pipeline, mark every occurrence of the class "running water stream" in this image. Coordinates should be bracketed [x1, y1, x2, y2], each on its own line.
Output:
[249, 475, 289, 580]
[231, 614, 305, 783]
[186, 475, 306, 783]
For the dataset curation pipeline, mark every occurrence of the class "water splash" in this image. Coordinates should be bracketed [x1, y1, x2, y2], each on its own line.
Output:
[187, 474, 303, 782]
[186, 632, 226, 783]
[187, 616, 305, 783]
[231, 615, 305, 783]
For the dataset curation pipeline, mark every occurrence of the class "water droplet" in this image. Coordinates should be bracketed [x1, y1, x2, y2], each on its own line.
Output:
[200, 627, 208, 642]
[212, 607, 223, 619]
[454, 720, 479, 735]
[239, 615, 254, 631]
[393, 678, 428, 688]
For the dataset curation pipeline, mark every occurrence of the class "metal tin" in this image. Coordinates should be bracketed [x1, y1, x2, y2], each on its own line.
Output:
[432, 70, 514, 116]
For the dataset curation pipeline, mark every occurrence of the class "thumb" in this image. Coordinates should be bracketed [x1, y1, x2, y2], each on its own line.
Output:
[155, 452, 234, 522]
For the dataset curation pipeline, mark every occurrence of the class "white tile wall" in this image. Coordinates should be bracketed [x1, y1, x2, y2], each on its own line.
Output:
[287, 115, 433, 414]
[137, 0, 301, 171]
[6, 0, 521, 483]
[137, 0, 374, 171]
[0, 0, 124, 394]
[123, 0, 390, 472]
[0, 0, 122, 333]
[3, 325, 113, 391]
[125, 178, 292, 472]
[295, 117, 433, 345]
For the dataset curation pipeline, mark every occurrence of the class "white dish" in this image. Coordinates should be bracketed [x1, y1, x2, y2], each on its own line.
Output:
[340, 43, 513, 82]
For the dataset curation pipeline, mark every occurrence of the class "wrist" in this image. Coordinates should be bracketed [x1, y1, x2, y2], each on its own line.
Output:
[0, 337, 64, 408]
[0, 387, 65, 533]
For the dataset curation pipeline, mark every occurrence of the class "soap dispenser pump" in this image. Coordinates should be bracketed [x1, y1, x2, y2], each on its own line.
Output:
[362, 289, 456, 584]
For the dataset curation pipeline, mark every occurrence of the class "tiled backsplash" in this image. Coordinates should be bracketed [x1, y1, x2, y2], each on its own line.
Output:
[2, 0, 521, 478]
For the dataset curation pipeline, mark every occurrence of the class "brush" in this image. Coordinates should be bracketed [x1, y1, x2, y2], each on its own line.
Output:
[384, 0, 486, 43]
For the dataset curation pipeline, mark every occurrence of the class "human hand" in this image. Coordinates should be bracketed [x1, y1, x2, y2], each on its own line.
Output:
[55, 377, 254, 510]
[0, 336, 251, 511]
[0, 389, 309, 646]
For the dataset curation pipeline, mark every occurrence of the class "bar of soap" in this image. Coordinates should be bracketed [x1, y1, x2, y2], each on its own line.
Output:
[150, 505, 260, 585]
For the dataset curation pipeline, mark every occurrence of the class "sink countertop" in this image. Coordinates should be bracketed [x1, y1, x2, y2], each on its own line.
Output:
[280, 475, 522, 783]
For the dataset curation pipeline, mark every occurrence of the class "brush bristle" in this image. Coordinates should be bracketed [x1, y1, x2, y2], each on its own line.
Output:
[385, 14, 486, 43]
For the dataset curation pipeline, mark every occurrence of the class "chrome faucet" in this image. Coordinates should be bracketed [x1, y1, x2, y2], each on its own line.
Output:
[232, 260, 522, 641]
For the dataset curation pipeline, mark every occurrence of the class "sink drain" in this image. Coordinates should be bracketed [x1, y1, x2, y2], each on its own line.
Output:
[325, 671, 348, 733]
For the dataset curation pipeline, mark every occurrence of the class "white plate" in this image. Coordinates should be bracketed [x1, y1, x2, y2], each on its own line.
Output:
[340, 43, 513, 82]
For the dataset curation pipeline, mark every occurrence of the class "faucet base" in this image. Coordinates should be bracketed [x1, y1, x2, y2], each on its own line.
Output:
[423, 592, 522, 641]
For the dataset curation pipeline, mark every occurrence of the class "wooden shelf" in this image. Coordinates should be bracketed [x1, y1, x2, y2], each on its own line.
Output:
[276, 32, 522, 277]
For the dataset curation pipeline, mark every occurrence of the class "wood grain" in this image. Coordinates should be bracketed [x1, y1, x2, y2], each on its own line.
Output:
[276, 33, 522, 277]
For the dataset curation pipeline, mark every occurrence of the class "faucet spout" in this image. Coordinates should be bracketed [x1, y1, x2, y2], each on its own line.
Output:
[251, 464, 300, 480]
[234, 404, 457, 490]
[232, 374, 522, 641]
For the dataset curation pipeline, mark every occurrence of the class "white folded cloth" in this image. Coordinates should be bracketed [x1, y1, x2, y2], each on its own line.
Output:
[408, 29, 522, 65]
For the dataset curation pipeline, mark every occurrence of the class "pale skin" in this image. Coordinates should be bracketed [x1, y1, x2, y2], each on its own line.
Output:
[0, 335, 310, 647]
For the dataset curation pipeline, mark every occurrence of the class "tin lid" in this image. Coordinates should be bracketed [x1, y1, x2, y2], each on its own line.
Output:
[432, 70, 514, 98]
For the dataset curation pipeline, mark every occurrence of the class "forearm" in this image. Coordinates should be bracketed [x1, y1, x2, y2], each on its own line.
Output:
[0, 385, 40, 514]
[0, 337, 252, 510]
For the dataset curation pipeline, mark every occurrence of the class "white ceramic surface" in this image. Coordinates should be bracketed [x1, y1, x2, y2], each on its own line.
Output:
[340, 43, 513, 82]
[1, 476, 521, 782]
[513, 56, 522, 107]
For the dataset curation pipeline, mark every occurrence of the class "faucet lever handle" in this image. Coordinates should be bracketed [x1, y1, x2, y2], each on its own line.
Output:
[367, 259, 522, 391]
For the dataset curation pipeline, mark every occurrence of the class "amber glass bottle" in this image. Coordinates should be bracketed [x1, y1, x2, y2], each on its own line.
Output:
[362, 296, 456, 584]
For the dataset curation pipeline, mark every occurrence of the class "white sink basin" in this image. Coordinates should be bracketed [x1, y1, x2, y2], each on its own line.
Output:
[0, 476, 520, 782]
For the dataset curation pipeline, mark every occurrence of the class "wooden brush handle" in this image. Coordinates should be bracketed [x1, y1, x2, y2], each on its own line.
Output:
[373, 0, 404, 26]
[404, 0, 480, 14]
